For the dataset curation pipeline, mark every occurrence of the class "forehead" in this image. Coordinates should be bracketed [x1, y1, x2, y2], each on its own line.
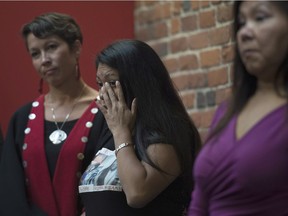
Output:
[239, 0, 276, 14]
[26, 33, 63, 49]
[96, 63, 118, 79]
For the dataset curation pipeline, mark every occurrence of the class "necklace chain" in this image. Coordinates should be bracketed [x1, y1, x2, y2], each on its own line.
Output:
[51, 107, 72, 131]
[48, 84, 86, 144]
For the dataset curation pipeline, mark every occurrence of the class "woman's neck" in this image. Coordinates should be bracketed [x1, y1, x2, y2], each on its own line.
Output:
[47, 80, 86, 103]
[256, 80, 286, 98]
[46, 82, 87, 111]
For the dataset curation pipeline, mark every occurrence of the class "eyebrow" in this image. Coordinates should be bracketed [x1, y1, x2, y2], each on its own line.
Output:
[249, 2, 271, 13]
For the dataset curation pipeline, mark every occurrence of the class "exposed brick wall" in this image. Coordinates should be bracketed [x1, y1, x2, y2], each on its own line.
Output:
[134, 0, 234, 140]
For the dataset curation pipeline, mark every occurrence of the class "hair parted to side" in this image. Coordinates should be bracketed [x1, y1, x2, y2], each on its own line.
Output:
[21, 12, 83, 94]
[207, 1, 288, 142]
[96, 39, 201, 175]
[21, 12, 83, 49]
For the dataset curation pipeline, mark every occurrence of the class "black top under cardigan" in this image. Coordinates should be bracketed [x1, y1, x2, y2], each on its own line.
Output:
[0, 101, 114, 216]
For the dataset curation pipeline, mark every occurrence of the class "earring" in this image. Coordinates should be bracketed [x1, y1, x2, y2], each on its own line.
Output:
[38, 78, 43, 94]
[76, 62, 81, 80]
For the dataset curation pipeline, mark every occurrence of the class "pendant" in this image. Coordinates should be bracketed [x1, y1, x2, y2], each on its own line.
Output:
[49, 129, 67, 144]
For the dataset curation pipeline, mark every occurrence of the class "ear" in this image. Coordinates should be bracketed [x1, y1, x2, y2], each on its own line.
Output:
[73, 40, 82, 59]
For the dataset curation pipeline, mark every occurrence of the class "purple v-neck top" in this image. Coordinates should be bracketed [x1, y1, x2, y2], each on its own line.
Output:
[189, 103, 288, 216]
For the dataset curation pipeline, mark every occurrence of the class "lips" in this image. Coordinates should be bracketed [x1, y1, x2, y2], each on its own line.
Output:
[43, 68, 57, 76]
[241, 49, 258, 58]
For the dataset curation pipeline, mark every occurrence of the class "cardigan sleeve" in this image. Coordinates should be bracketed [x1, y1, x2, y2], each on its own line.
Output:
[0, 104, 47, 216]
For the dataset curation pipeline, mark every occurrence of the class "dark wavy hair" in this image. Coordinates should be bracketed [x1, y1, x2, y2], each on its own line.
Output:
[21, 12, 83, 49]
[207, 1, 288, 141]
[96, 39, 201, 175]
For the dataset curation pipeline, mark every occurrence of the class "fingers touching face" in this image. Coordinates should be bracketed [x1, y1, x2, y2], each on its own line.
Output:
[96, 63, 125, 110]
[96, 63, 119, 90]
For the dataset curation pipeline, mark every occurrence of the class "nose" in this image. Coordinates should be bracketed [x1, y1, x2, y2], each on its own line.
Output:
[40, 52, 51, 66]
[237, 22, 254, 42]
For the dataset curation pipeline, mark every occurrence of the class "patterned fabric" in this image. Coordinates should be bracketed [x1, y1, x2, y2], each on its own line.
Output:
[79, 148, 121, 193]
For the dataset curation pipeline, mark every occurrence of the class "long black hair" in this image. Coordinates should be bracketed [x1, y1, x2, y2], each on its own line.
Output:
[96, 39, 201, 175]
[207, 1, 288, 141]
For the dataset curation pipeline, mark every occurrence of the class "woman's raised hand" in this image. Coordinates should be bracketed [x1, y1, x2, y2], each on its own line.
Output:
[96, 81, 137, 137]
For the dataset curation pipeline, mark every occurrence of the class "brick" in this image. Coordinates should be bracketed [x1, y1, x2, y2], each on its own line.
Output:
[171, 17, 181, 34]
[222, 43, 235, 63]
[190, 108, 216, 130]
[163, 57, 179, 73]
[199, 10, 215, 28]
[217, 3, 233, 23]
[215, 87, 232, 104]
[151, 41, 168, 57]
[206, 90, 216, 107]
[190, 112, 201, 128]
[211, 0, 221, 5]
[172, 1, 182, 15]
[181, 14, 198, 32]
[179, 54, 199, 70]
[135, 10, 147, 26]
[151, 6, 162, 22]
[197, 92, 206, 108]
[161, 2, 172, 19]
[153, 22, 168, 39]
[143, 1, 157, 7]
[170, 37, 189, 53]
[229, 64, 234, 81]
[134, 0, 235, 131]
[191, 0, 200, 10]
[207, 67, 228, 87]
[200, 49, 221, 68]
[189, 31, 210, 49]
[173, 73, 207, 90]
[180, 92, 195, 109]
[200, 1, 210, 8]
[209, 25, 231, 46]
[135, 27, 153, 41]
[183, 0, 191, 12]
[153, 3, 171, 21]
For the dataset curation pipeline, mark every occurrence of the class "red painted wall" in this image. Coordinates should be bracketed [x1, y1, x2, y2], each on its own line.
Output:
[0, 1, 134, 135]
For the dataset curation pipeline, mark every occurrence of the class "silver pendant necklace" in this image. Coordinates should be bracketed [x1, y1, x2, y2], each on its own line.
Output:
[49, 108, 70, 144]
[48, 84, 86, 145]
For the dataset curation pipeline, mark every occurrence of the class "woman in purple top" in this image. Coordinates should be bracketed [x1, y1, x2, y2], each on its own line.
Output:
[189, 1, 288, 215]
